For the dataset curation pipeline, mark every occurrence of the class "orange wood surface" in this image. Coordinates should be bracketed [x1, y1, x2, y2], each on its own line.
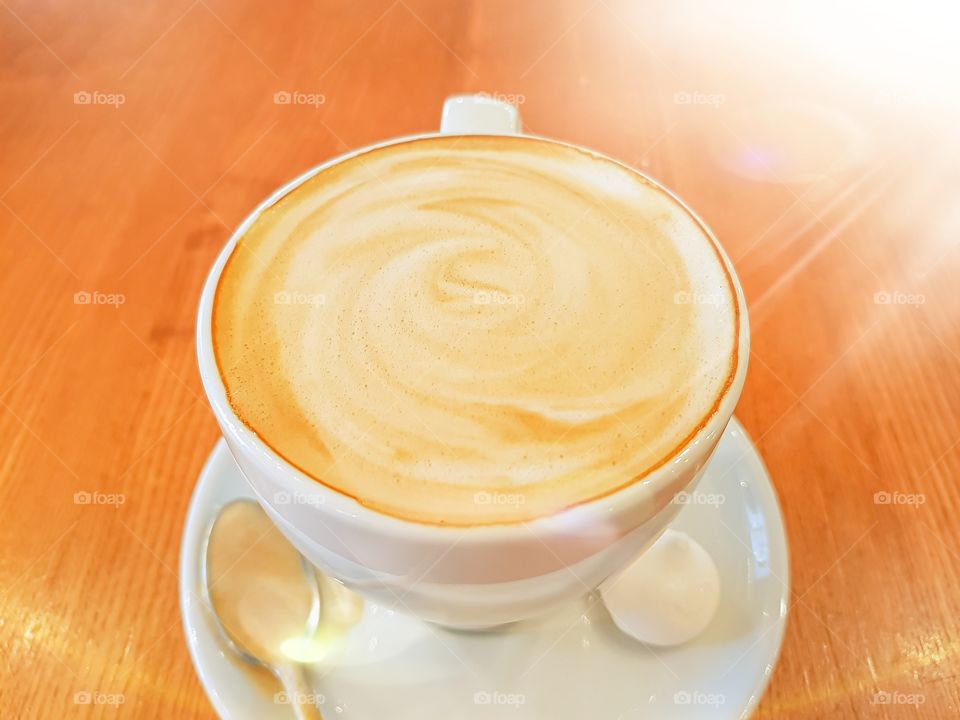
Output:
[1, 1, 958, 717]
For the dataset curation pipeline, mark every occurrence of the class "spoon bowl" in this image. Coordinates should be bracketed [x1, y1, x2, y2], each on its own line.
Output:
[203, 499, 323, 720]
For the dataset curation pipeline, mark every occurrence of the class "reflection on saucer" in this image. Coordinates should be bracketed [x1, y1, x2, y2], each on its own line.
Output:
[712, 102, 868, 184]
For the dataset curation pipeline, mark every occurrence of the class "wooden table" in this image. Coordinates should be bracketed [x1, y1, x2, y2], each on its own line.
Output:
[2, 1, 958, 717]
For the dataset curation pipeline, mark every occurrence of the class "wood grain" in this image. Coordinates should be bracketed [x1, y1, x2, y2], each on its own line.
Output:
[1, 0, 958, 717]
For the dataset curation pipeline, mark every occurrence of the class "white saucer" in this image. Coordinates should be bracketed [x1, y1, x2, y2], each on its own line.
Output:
[180, 417, 789, 719]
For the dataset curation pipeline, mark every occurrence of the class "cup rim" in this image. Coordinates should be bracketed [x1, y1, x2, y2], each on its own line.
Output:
[196, 131, 750, 538]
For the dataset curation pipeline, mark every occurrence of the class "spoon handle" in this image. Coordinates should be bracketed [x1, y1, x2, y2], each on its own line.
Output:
[277, 663, 323, 720]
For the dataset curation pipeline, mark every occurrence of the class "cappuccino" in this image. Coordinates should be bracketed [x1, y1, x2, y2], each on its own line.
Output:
[213, 136, 738, 525]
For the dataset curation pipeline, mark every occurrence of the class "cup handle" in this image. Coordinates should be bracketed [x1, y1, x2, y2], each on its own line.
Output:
[440, 94, 521, 135]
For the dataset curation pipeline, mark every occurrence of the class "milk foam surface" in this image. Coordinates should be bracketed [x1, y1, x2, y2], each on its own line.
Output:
[213, 136, 738, 525]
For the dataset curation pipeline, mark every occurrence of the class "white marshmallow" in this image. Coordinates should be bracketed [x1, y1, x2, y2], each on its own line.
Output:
[601, 529, 720, 647]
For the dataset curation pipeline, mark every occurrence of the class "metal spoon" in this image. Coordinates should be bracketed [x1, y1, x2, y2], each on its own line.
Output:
[203, 499, 323, 720]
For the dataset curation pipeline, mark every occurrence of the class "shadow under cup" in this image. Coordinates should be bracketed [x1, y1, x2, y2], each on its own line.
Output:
[195, 132, 749, 630]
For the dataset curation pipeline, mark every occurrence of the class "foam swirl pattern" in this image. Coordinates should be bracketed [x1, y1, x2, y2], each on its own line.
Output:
[213, 136, 737, 525]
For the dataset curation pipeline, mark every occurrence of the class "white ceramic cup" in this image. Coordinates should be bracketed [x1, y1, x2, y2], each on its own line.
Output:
[196, 95, 749, 629]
